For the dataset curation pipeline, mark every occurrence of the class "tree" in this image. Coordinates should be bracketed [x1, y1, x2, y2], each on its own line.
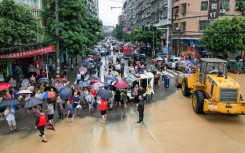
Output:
[42, 0, 102, 65]
[127, 27, 162, 49]
[0, 0, 38, 48]
[112, 23, 124, 40]
[201, 17, 245, 56]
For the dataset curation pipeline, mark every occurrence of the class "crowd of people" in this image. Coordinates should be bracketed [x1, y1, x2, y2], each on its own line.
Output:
[0, 49, 171, 143]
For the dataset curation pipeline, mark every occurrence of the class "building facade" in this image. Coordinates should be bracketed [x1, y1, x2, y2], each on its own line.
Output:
[123, 0, 172, 48]
[172, 0, 244, 54]
[85, 0, 99, 17]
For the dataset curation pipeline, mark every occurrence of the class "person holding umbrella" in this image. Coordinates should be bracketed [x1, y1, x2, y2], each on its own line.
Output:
[35, 109, 48, 143]
[4, 105, 17, 133]
[97, 98, 107, 124]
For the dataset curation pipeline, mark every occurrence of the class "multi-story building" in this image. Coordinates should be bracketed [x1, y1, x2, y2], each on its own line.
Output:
[172, 0, 244, 54]
[123, 0, 172, 48]
[85, 0, 99, 17]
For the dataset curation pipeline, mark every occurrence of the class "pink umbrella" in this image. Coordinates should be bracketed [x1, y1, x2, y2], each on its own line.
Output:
[57, 77, 67, 82]
[17, 90, 33, 94]
[113, 80, 128, 89]
[86, 58, 93, 62]
[79, 67, 87, 73]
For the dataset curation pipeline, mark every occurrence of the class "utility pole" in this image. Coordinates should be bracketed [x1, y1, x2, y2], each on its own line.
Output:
[55, 0, 60, 78]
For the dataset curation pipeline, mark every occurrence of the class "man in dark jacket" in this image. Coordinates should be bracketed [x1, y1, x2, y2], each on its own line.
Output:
[137, 95, 144, 123]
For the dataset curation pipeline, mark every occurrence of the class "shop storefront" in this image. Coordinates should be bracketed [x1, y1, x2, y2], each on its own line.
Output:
[0, 45, 55, 81]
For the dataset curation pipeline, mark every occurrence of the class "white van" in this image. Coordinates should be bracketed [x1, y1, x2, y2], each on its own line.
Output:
[166, 57, 181, 68]
[125, 72, 155, 100]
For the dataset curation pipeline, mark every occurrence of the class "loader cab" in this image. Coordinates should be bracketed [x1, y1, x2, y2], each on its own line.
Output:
[198, 58, 228, 84]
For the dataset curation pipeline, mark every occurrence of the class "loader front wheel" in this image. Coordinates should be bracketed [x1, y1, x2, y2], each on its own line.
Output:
[182, 78, 190, 96]
[192, 90, 205, 114]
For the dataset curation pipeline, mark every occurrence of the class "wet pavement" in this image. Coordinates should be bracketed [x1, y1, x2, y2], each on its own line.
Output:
[0, 55, 245, 153]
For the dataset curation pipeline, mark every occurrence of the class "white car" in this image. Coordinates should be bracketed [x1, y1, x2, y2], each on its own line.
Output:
[118, 52, 124, 59]
[166, 57, 181, 68]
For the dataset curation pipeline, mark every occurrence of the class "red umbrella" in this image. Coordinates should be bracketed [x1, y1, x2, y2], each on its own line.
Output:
[90, 80, 101, 85]
[113, 80, 128, 89]
[90, 88, 97, 96]
[0, 83, 12, 91]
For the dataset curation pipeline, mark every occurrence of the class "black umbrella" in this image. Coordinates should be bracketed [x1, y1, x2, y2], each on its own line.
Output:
[25, 72, 37, 78]
[37, 78, 50, 84]
[44, 86, 58, 93]
[24, 97, 42, 108]
[58, 87, 72, 100]
[0, 99, 19, 107]
[97, 89, 113, 99]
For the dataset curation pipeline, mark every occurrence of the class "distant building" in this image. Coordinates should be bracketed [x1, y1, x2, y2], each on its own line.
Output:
[103, 25, 115, 34]
[85, 0, 99, 17]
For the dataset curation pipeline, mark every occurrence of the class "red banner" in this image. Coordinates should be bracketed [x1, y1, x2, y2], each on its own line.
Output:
[0, 45, 55, 59]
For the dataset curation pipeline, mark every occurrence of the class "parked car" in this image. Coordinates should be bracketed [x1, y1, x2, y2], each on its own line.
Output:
[117, 52, 124, 59]
[134, 50, 146, 61]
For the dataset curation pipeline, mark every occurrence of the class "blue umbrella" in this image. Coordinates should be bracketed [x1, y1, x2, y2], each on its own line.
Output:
[107, 76, 118, 82]
[78, 81, 90, 88]
[104, 83, 116, 90]
[24, 97, 42, 108]
[90, 75, 99, 80]
[1, 99, 19, 107]
[22, 79, 30, 86]
[58, 87, 72, 100]
[37, 78, 50, 84]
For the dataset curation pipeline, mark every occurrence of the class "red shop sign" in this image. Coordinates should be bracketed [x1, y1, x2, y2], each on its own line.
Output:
[0, 45, 55, 59]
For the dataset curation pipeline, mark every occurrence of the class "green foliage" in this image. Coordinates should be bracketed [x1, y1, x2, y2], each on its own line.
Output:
[42, 0, 102, 57]
[0, 0, 38, 48]
[126, 27, 162, 49]
[201, 17, 245, 55]
[112, 23, 124, 40]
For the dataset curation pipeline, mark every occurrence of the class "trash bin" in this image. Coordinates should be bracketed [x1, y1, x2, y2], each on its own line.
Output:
[163, 75, 169, 89]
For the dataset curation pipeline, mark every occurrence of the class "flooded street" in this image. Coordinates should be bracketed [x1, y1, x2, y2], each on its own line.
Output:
[0, 73, 245, 153]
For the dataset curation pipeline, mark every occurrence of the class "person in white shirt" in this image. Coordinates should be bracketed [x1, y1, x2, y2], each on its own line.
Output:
[172, 62, 176, 71]
[4, 106, 17, 133]
[76, 72, 81, 84]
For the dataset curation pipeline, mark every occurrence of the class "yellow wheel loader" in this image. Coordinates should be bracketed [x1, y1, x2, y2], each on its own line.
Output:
[181, 58, 245, 115]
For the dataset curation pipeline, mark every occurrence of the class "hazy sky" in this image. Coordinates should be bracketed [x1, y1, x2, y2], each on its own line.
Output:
[99, 0, 124, 26]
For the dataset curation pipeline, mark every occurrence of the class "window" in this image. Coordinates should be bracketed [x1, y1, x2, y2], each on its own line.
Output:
[173, 6, 179, 16]
[180, 22, 186, 31]
[236, 0, 245, 10]
[199, 20, 208, 31]
[201, 1, 208, 11]
[220, 0, 230, 10]
[173, 23, 179, 31]
[180, 3, 187, 15]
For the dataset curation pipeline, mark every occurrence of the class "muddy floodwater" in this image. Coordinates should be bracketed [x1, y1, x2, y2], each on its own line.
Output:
[0, 74, 245, 153]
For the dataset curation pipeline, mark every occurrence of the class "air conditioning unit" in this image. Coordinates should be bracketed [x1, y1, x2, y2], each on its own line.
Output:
[220, 9, 226, 14]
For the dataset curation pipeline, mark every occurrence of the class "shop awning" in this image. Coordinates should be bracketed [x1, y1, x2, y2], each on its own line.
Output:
[0, 45, 55, 59]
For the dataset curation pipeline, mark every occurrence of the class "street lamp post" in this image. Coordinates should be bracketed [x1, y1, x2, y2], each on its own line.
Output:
[55, 0, 60, 78]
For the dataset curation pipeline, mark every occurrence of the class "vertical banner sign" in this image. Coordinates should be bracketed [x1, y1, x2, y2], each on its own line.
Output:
[208, 0, 220, 21]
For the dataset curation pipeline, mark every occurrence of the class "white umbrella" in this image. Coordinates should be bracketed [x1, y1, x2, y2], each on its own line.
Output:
[156, 57, 164, 61]
[92, 82, 104, 90]
[17, 90, 33, 94]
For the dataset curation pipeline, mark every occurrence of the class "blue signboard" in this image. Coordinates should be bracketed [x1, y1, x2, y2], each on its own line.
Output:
[163, 47, 168, 54]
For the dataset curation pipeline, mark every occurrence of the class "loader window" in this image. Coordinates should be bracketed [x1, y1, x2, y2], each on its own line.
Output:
[206, 63, 225, 74]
